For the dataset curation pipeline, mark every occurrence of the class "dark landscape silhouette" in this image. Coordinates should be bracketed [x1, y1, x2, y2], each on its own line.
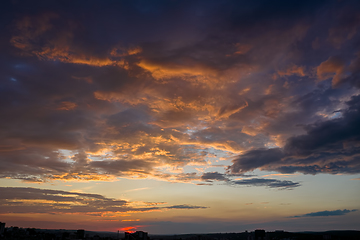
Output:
[1, 223, 360, 240]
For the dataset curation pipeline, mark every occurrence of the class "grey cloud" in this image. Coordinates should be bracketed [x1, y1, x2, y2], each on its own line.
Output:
[166, 204, 207, 210]
[0, 187, 129, 214]
[191, 126, 266, 152]
[198, 172, 300, 189]
[292, 209, 358, 218]
[107, 108, 152, 129]
[173, 172, 199, 182]
[271, 155, 360, 175]
[284, 97, 360, 156]
[0, 187, 107, 201]
[232, 178, 300, 189]
[201, 171, 230, 182]
[90, 159, 155, 175]
[0, 147, 71, 180]
[229, 148, 284, 173]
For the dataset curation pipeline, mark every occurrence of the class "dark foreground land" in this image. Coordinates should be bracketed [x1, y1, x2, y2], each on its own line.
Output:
[1, 228, 360, 240]
[152, 231, 360, 240]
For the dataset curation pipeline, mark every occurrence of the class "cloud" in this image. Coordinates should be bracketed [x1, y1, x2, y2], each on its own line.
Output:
[0, 187, 207, 214]
[2, 0, 360, 186]
[198, 172, 300, 189]
[229, 94, 360, 175]
[292, 209, 358, 218]
[10, 13, 122, 67]
[327, 7, 360, 48]
[232, 178, 300, 189]
[276, 65, 306, 78]
[165, 205, 207, 210]
[229, 148, 285, 173]
[316, 56, 346, 87]
[137, 59, 218, 81]
[201, 172, 230, 182]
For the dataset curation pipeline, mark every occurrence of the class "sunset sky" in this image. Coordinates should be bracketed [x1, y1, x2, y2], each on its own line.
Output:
[1, 0, 360, 234]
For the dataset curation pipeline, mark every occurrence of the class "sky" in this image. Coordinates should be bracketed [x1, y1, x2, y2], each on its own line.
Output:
[0, 0, 360, 234]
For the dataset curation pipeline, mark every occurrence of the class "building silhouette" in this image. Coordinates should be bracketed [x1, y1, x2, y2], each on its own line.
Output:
[124, 231, 149, 240]
[247, 229, 268, 240]
[0, 222, 5, 236]
[77, 229, 85, 239]
[254, 230, 265, 240]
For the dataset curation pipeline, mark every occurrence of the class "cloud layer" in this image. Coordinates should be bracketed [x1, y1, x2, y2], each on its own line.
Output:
[292, 209, 358, 218]
[1, 0, 360, 187]
[0, 187, 206, 215]
[229, 95, 360, 175]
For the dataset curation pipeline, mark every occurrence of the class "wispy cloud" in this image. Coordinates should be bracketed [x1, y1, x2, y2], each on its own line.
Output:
[0, 187, 207, 215]
[198, 172, 300, 189]
[232, 178, 300, 189]
[292, 209, 358, 218]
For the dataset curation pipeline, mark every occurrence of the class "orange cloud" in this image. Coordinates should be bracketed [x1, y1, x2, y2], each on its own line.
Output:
[138, 59, 218, 81]
[56, 101, 77, 111]
[10, 13, 59, 51]
[234, 43, 252, 55]
[277, 65, 306, 77]
[316, 56, 346, 87]
[217, 101, 248, 119]
[10, 13, 131, 67]
[111, 46, 142, 57]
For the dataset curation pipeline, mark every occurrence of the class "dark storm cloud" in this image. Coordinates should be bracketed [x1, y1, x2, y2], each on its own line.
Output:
[230, 148, 284, 173]
[229, 95, 360, 175]
[0, 187, 207, 214]
[285, 98, 360, 156]
[1, 0, 360, 183]
[292, 209, 358, 218]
